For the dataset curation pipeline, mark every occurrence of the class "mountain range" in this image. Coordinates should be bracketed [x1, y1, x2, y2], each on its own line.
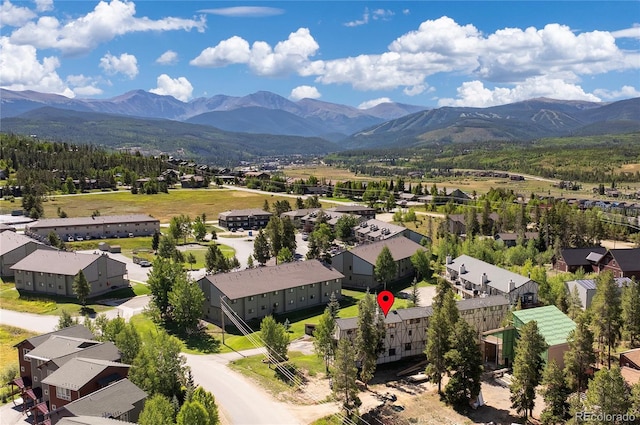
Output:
[1, 89, 638, 163]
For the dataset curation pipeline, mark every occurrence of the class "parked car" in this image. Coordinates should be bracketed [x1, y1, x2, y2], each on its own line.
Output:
[75, 236, 84, 241]
[301, 233, 309, 241]
[237, 228, 245, 232]
[128, 233, 134, 238]
[230, 228, 237, 232]
[67, 236, 74, 242]
[139, 260, 152, 267]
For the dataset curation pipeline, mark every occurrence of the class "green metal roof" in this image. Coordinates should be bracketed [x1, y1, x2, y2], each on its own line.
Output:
[513, 305, 576, 347]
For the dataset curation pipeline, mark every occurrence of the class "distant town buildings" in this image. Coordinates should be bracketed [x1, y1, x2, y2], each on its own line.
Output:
[217, 209, 272, 231]
[25, 215, 160, 241]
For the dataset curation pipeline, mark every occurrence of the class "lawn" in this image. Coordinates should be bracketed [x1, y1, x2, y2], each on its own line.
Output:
[0, 280, 149, 316]
[229, 351, 327, 401]
[20, 189, 297, 223]
[129, 314, 220, 355]
[0, 325, 37, 402]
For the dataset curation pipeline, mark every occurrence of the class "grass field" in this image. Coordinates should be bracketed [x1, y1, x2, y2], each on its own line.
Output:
[31, 189, 296, 223]
[0, 280, 149, 316]
[0, 325, 37, 401]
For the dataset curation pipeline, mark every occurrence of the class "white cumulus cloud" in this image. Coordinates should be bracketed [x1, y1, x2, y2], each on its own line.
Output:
[99, 52, 138, 79]
[34, 0, 53, 12]
[191, 28, 319, 77]
[9, 0, 205, 56]
[0, 0, 36, 27]
[611, 25, 640, 39]
[438, 77, 601, 108]
[150, 74, 193, 101]
[0, 36, 73, 97]
[593, 85, 640, 100]
[358, 97, 392, 109]
[66, 74, 103, 96]
[156, 50, 178, 65]
[290, 85, 321, 100]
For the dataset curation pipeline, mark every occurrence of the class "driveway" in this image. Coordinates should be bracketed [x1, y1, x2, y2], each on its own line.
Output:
[399, 285, 438, 307]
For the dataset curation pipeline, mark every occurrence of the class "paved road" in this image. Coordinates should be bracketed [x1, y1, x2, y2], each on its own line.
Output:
[0, 309, 58, 333]
[184, 352, 300, 425]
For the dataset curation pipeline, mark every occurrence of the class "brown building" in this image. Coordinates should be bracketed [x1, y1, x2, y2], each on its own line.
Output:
[327, 205, 376, 220]
[552, 247, 606, 273]
[49, 379, 146, 425]
[25, 215, 160, 241]
[592, 248, 640, 278]
[332, 237, 427, 290]
[0, 231, 55, 277]
[198, 259, 343, 324]
[218, 208, 272, 231]
[12, 251, 128, 298]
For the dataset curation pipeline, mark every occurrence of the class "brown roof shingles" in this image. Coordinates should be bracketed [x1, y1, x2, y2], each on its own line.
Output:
[348, 237, 426, 265]
[200, 259, 343, 299]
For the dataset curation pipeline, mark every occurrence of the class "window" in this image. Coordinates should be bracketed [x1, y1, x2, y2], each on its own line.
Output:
[408, 330, 412, 336]
[231, 299, 238, 304]
[300, 296, 305, 301]
[387, 323, 396, 328]
[262, 294, 267, 298]
[273, 291, 279, 295]
[404, 343, 412, 351]
[274, 302, 279, 307]
[289, 300, 294, 304]
[44, 389, 48, 396]
[325, 282, 329, 286]
[249, 296, 254, 301]
[58, 285, 62, 290]
[23, 348, 31, 361]
[389, 348, 396, 356]
[56, 387, 71, 401]
[40, 282, 44, 287]
[310, 284, 315, 288]
[33, 376, 38, 382]
[310, 295, 315, 300]
[261, 305, 266, 310]
[290, 288, 294, 293]
[48, 283, 53, 288]
[300, 285, 305, 289]
[20, 366, 25, 372]
[248, 309, 254, 314]
[51, 404, 57, 411]
[324, 292, 329, 297]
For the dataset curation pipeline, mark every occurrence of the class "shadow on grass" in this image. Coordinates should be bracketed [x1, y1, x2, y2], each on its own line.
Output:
[163, 322, 221, 354]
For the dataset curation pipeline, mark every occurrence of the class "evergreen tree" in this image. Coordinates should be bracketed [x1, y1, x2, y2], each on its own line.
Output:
[409, 278, 420, 307]
[332, 338, 360, 414]
[262, 199, 270, 212]
[510, 320, 548, 420]
[246, 254, 254, 269]
[540, 360, 570, 424]
[591, 271, 622, 368]
[186, 252, 196, 270]
[260, 316, 289, 365]
[138, 394, 175, 425]
[192, 216, 207, 241]
[296, 197, 304, 209]
[374, 245, 397, 290]
[564, 313, 596, 392]
[281, 217, 297, 253]
[328, 291, 340, 319]
[313, 307, 336, 372]
[157, 235, 177, 259]
[276, 247, 294, 264]
[584, 366, 631, 424]
[567, 285, 583, 320]
[630, 382, 640, 418]
[72, 270, 91, 308]
[443, 319, 483, 407]
[168, 277, 205, 335]
[355, 290, 385, 386]
[56, 310, 78, 330]
[266, 216, 284, 257]
[621, 278, 640, 347]
[253, 230, 271, 265]
[152, 231, 160, 251]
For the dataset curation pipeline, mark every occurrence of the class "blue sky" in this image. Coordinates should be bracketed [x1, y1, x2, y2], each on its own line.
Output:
[1, 1, 639, 108]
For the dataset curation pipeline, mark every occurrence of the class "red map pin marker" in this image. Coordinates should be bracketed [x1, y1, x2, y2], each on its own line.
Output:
[377, 290, 394, 317]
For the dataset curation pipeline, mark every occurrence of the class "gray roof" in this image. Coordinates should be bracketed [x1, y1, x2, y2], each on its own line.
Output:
[17, 325, 94, 349]
[25, 336, 101, 362]
[347, 237, 426, 265]
[58, 417, 137, 425]
[0, 223, 16, 232]
[11, 250, 121, 275]
[218, 208, 272, 218]
[27, 214, 158, 229]
[200, 259, 344, 299]
[457, 295, 511, 310]
[354, 219, 407, 240]
[42, 358, 129, 390]
[0, 231, 46, 256]
[585, 251, 604, 262]
[328, 205, 375, 213]
[58, 379, 146, 420]
[49, 340, 121, 368]
[447, 255, 532, 293]
[495, 232, 539, 241]
[281, 209, 316, 219]
[568, 277, 633, 291]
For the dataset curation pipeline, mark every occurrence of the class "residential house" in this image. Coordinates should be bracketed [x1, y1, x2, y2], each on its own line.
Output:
[12, 326, 95, 406]
[12, 251, 128, 298]
[332, 237, 427, 290]
[592, 248, 640, 279]
[42, 358, 130, 414]
[494, 232, 539, 248]
[198, 259, 344, 324]
[327, 205, 376, 220]
[25, 215, 160, 241]
[620, 348, 640, 370]
[218, 209, 272, 231]
[299, 210, 352, 232]
[180, 174, 206, 188]
[0, 223, 16, 233]
[447, 213, 500, 235]
[445, 254, 539, 305]
[334, 295, 510, 364]
[0, 231, 55, 277]
[353, 219, 426, 245]
[280, 209, 317, 228]
[418, 188, 472, 206]
[552, 247, 606, 273]
[57, 416, 137, 425]
[243, 171, 271, 180]
[49, 379, 146, 425]
[565, 277, 632, 310]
